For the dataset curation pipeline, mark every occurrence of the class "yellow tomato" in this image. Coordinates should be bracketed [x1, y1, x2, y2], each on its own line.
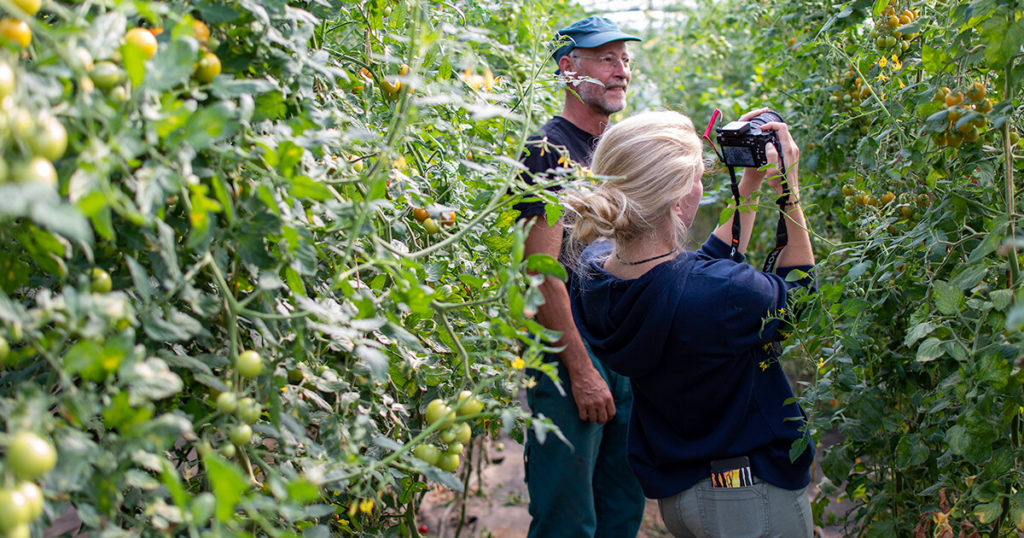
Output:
[10, 0, 39, 16]
[194, 51, 221, 83]
[124, 28, 158, 59]
[0, 18, 31, 49]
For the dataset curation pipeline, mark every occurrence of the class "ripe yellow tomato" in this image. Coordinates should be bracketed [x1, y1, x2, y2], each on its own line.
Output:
[10, 0, 40, 16]
[422, 217, 440, 235]
[124, 28, 158, 59]
[966, 82, 986, 102]
[192, 20, 210, 44]
[0, 18, 31, 48]
[194, 51, 221, 83]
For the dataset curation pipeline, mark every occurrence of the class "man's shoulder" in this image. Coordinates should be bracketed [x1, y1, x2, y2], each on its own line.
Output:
[532, 116, 587, 144]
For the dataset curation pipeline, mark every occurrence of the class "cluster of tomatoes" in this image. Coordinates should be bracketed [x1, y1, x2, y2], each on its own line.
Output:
[829, 70, 871, 112]
[0, 431, 57, 538]
[869, 5, 920, 53]
[212, 350, 266, 457]
[0, 22, 66, 187]
[930, 83, 993, 148]
[411, 205, 456, 235]
[841, 180, 932, 236]
[413, 391, 485, 473]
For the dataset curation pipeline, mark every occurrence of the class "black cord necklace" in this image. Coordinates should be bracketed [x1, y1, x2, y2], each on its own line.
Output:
[615, 247, 678, 266]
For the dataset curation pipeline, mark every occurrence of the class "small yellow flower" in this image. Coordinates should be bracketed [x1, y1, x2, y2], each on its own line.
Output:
[778, 308, 786, 316]
[524, 376, 537, 389]
[511, 356, 525, 370]
[878, 57, 887, 68]
[759, 361, 769, 372]
[558, 155, 568, 165]
[817, 357, 825, 369]
[876, 72, 887, 82]
[891, 55, 901, 69]
[359, 498, 374, 514]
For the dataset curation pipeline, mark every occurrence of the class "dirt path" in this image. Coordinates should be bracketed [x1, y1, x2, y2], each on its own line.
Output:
[417, 435, 853, 537]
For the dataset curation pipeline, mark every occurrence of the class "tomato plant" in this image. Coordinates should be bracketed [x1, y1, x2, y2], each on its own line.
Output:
[0, 0, 577, 534]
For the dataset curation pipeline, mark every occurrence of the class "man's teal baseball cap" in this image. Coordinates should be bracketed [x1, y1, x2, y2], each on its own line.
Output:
[552, 16, 641, 74]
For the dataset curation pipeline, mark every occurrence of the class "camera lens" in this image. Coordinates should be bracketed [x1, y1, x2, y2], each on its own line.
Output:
[749, 110, 785, 128]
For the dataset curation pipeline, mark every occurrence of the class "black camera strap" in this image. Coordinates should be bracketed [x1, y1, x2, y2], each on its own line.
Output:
[703, 110, 790, 272]
[760, 136, 789, 273]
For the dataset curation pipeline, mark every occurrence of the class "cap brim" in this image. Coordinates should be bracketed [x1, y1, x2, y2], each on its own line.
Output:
[573, 31, 642, 49]
[552, 32, 641, 74]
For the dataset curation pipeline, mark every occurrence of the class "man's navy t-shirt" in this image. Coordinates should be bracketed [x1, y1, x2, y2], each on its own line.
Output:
[516, 116, 601, 221]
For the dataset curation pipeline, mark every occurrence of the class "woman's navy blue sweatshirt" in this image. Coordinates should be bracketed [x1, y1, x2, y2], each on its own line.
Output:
[569, 234, 815, 499]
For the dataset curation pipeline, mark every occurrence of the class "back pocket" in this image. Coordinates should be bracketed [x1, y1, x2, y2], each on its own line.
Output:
[696, 482, 769, 537]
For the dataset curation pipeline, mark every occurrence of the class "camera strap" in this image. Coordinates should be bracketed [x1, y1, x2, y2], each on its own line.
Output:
[705, 111, 791, 272]
[760, 137, 789, 273]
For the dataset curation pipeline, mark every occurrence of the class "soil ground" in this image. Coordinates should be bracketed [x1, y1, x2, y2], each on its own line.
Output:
[418, 435, 855, 537]
[418, 403, 855, 538]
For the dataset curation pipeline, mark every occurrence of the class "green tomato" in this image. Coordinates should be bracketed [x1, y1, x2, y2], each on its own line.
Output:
[424, 398, 453, 426]
[238, 397, 261, 424]
[28, 114, 67, 161]
[13, 157, 57, 188]
[422, 217, 440, 235]
[0, 488, 29, 530]
[216, 391, 238, 414]
[236, 350, 263, 378]
[0, 62, 14, 99]
[413, 444, 440, 466]
[90, 268, 112, 293]
[453, 422, 472, 444]
[445, 442, 464, 455]
[436, 453, 460, 472]
[440, 427, 457, 444]
[229, 424, 253, 445]
[17, 481, 43, 520]
[5, 523, 30, 538]
[457, 390, 484, 416]
[7, 431, 57, 481]
[0, 334, 8, 364]
[91, 61, 124, 91]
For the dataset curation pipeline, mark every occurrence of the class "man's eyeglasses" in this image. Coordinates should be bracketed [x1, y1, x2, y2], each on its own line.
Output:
[570, 54, 631, 70]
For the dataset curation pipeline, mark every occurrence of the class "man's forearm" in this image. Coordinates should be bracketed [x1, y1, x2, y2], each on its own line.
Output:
[536, 275, 593, 376]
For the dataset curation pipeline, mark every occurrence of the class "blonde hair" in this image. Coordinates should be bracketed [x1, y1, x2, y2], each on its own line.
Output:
[563, 110, 704, 249]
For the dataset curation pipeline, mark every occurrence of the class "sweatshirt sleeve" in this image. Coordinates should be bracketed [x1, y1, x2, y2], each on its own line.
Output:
[712, 246, 815, 350]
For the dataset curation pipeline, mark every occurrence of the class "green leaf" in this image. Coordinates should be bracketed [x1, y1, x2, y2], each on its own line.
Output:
[904, 321, 935, 347]
[979, 352, 1010, 388]
[145, 39, 198, 92]
[921, 44, 952, 75]
[916, 337, 945, 363]
[202, 450, 248, 522]
[946, 424, 971, 456]
[121, 42, 146, 87]
[525, 253, 567, 281]
[933, 281, 965, 315]
[974, 502, 1003, 525]
[980, 15, 1024, 69]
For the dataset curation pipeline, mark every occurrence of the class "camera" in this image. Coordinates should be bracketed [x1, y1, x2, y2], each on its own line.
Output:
[716, 110, 786, 168]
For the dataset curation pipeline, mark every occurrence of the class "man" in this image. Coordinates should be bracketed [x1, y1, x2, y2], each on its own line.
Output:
[517, 16, 646, 538]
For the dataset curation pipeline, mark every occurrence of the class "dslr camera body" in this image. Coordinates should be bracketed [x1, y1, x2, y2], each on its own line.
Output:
[715, 110, 785, 168]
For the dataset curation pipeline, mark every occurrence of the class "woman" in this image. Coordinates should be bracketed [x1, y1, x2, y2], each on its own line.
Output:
[563, 109, 815, 537]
